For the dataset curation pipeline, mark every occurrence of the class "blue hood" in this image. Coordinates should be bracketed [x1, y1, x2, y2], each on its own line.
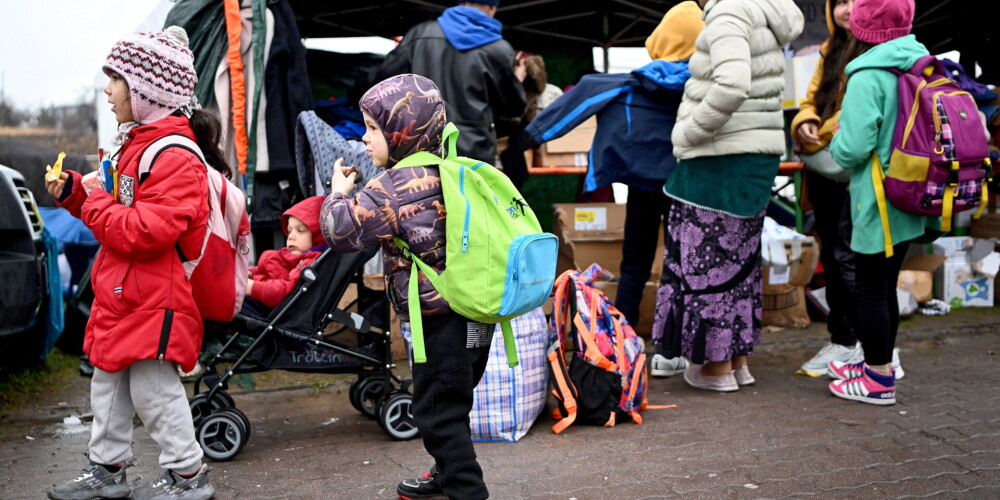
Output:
[437, 6, 502, 51]
[631, 60, 690, 92]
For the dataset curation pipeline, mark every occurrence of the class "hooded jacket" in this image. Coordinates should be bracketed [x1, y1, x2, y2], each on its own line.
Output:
[370, 6, 526, 163]
[527, 62, 691, 192]
[672, 0, 804, 159]
[56, 116, 208, 373]
[791, 0, 845, 154]
[525, 1, 701, 192]
[248, 196, 326, 308]
[830, 35, 933, 254]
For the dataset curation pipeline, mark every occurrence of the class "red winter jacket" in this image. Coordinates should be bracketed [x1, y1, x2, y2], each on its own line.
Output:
[248, 249, 322, 308]
[57, 116, 209, 373]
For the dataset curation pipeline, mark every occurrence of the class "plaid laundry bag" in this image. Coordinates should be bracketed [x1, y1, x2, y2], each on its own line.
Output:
[401, 306, 549, 442]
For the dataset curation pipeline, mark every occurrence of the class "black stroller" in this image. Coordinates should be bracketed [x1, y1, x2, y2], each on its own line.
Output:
[190, 246, 417, 461]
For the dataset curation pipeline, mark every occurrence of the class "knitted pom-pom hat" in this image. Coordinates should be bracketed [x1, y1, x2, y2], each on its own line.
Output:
[103, 26, 198, 125]
[849, 0, 914, 44]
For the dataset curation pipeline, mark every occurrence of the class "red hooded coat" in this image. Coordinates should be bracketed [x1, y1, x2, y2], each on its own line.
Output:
[247, 196, 325, 308]
[57, 116, 209, 373]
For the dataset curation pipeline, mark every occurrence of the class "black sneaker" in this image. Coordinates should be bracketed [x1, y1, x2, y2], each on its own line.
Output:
[397, 465, 447, 500]
[131, 464, 215, 500]
[48, 462, 130, 500]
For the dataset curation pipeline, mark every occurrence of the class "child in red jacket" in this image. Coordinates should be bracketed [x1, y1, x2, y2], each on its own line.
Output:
[45, 26, 219, 500]
[243, 196, 327, 314]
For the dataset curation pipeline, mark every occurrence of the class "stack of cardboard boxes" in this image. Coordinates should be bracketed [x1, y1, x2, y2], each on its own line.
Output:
[551, 203, 663, 337]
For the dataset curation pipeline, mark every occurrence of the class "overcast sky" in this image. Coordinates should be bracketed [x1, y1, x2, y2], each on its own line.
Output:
[0, 0, 173, 108]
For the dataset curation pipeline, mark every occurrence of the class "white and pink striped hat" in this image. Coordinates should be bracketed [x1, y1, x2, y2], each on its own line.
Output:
[103, 26, 198, 125]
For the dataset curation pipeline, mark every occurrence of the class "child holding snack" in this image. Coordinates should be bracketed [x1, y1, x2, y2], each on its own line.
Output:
[320, 74, 492, 500]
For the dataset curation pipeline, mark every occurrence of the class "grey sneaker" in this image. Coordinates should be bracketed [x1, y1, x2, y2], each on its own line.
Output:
[131, 464, 214, 500]
[650, 354, 690, 377]
[798, 342, 859, 377]
[48, 462, 131, 500]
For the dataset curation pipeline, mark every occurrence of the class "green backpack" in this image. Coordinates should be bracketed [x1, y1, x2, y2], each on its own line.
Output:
[393, 123, 559, 367]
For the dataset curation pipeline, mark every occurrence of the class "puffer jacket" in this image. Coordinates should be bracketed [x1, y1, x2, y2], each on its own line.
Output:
[320, 167, 449, 316]
[370, 8, 526, 163]
[672, 0, 804, 159]
[56, 116, 209, 373]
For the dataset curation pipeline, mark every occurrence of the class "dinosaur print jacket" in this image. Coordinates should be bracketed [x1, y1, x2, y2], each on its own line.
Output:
[320, 166, 449, 316]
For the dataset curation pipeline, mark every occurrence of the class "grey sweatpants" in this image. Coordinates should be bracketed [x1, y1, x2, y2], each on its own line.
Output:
[88, 359, 203, 473]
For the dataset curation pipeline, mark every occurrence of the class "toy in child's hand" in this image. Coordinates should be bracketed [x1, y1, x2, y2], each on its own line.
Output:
[44, 152, 67, 182]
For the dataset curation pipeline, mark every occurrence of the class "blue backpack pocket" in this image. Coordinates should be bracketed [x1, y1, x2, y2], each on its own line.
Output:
[498, 233, 559, 317]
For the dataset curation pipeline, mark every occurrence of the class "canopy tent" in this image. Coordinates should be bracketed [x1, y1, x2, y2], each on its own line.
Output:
[290, 0, 998, 80]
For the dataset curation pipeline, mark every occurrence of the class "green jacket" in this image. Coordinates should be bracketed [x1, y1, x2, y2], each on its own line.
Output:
[830, 35, 936, 255]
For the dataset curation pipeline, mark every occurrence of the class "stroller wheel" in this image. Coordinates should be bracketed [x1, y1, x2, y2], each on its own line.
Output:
[197, 410, 247, 461]
[213, 408, 251, 454]
[189, 392, 234, 427]
[350, 377, 385, 418]
[378, 392, 419, 441]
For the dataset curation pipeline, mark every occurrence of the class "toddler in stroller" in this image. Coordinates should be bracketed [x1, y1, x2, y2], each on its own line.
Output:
[190, 243, 416, 462]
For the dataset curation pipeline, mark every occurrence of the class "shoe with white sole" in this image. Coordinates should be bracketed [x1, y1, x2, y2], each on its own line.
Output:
[829, 364, 896, 405]
[798, 342, 859, 377]
[650, 354, 689, 378]
[683, 364, 738, 392]
[835, 346, 904, 380]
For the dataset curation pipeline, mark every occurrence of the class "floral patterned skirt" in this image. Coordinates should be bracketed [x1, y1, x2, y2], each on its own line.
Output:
[651, 201, 763, 364]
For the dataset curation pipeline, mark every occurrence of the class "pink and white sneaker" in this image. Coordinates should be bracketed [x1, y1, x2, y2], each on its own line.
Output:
[827, 359, 865, 380]
[829, 364, 896, 405]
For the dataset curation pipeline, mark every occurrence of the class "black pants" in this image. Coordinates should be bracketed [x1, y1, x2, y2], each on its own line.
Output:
[615, 188, 671, 327]
[854, 243, 909, 366]
[411, 311, 492, 500]
[805, 171, 858, 347]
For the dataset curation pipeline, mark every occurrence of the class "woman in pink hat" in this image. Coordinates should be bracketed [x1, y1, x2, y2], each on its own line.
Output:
[827, 0, 933, 405]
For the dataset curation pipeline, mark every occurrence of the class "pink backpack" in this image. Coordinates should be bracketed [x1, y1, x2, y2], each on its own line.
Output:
[139, 135, 251, 321]
[869, 55, 992, 256]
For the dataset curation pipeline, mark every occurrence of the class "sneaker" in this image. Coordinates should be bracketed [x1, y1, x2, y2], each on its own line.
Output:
[734, 364, 755, 386]
[131, 464, 214, 500]
[397, 466, 446, 500]
[830, 348, 904, 380]
[650, 354, 689, 377]
[797, 342, 858, 377]
[829, 365, 896, 405]
[892, 348, 905, 379]
[683, 364, 739, 392]
[48, 462, 131, 500]
[827, 359, 865, 381]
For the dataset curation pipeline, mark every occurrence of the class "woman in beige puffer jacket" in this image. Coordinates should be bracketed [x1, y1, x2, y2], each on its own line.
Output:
[653, 0, 802, 393]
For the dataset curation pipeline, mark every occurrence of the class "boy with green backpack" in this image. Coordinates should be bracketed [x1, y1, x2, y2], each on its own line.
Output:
[320, 74, 556, 500]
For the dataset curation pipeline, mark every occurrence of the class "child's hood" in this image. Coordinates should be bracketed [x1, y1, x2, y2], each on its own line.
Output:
[360, 74, 447, 167]
[633, 60, 691, 93]
[282, 195, 326, 243]
[845, 35, 928, 74]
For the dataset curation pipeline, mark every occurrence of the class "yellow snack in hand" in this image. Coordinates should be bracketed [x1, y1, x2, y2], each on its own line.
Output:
[45, 152, 66, 182]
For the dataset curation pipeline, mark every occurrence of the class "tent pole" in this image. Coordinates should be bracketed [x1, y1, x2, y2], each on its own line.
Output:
[602, 11, 610, 72]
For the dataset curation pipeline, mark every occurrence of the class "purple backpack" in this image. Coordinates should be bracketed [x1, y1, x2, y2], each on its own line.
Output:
[870, 56, 992, 256]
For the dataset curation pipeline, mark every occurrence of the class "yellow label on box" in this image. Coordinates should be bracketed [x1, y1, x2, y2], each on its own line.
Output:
[573, 207, 607, 231]
[575, 211, 596, 222]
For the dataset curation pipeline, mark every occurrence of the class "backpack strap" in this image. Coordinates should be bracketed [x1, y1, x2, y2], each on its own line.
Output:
[871, 154, 895, 258]
[138, 134, 206, 186]
[548, 272, 578, 434]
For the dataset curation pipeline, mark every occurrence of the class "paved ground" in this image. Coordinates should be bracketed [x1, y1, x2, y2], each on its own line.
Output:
[1, 309, 999, 499]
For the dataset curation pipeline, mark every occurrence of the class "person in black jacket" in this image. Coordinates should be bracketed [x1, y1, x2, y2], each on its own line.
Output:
[370, 0, 527, 164]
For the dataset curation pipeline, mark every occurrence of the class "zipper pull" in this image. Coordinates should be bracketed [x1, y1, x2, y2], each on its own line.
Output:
[462, 233, 469, 253]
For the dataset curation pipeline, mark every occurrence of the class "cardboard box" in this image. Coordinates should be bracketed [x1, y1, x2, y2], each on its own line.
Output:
[533, 116, 597, 168]
[937, 260, 994, 307]
[897, 255, 946, 303]
[970, 207, 1000, 239]
[931, 237, 997, 307]
[762, 237, 819, 288]
[552, 203, 663, 278]
[763, 284, 810, 328]
[592, 281, 659, 338]
[546, 116, 597, 153]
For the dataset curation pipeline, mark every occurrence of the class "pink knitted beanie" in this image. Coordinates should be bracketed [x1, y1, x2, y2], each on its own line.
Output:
[850, 0, 914, 44]
[103, 26, 198, 125]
